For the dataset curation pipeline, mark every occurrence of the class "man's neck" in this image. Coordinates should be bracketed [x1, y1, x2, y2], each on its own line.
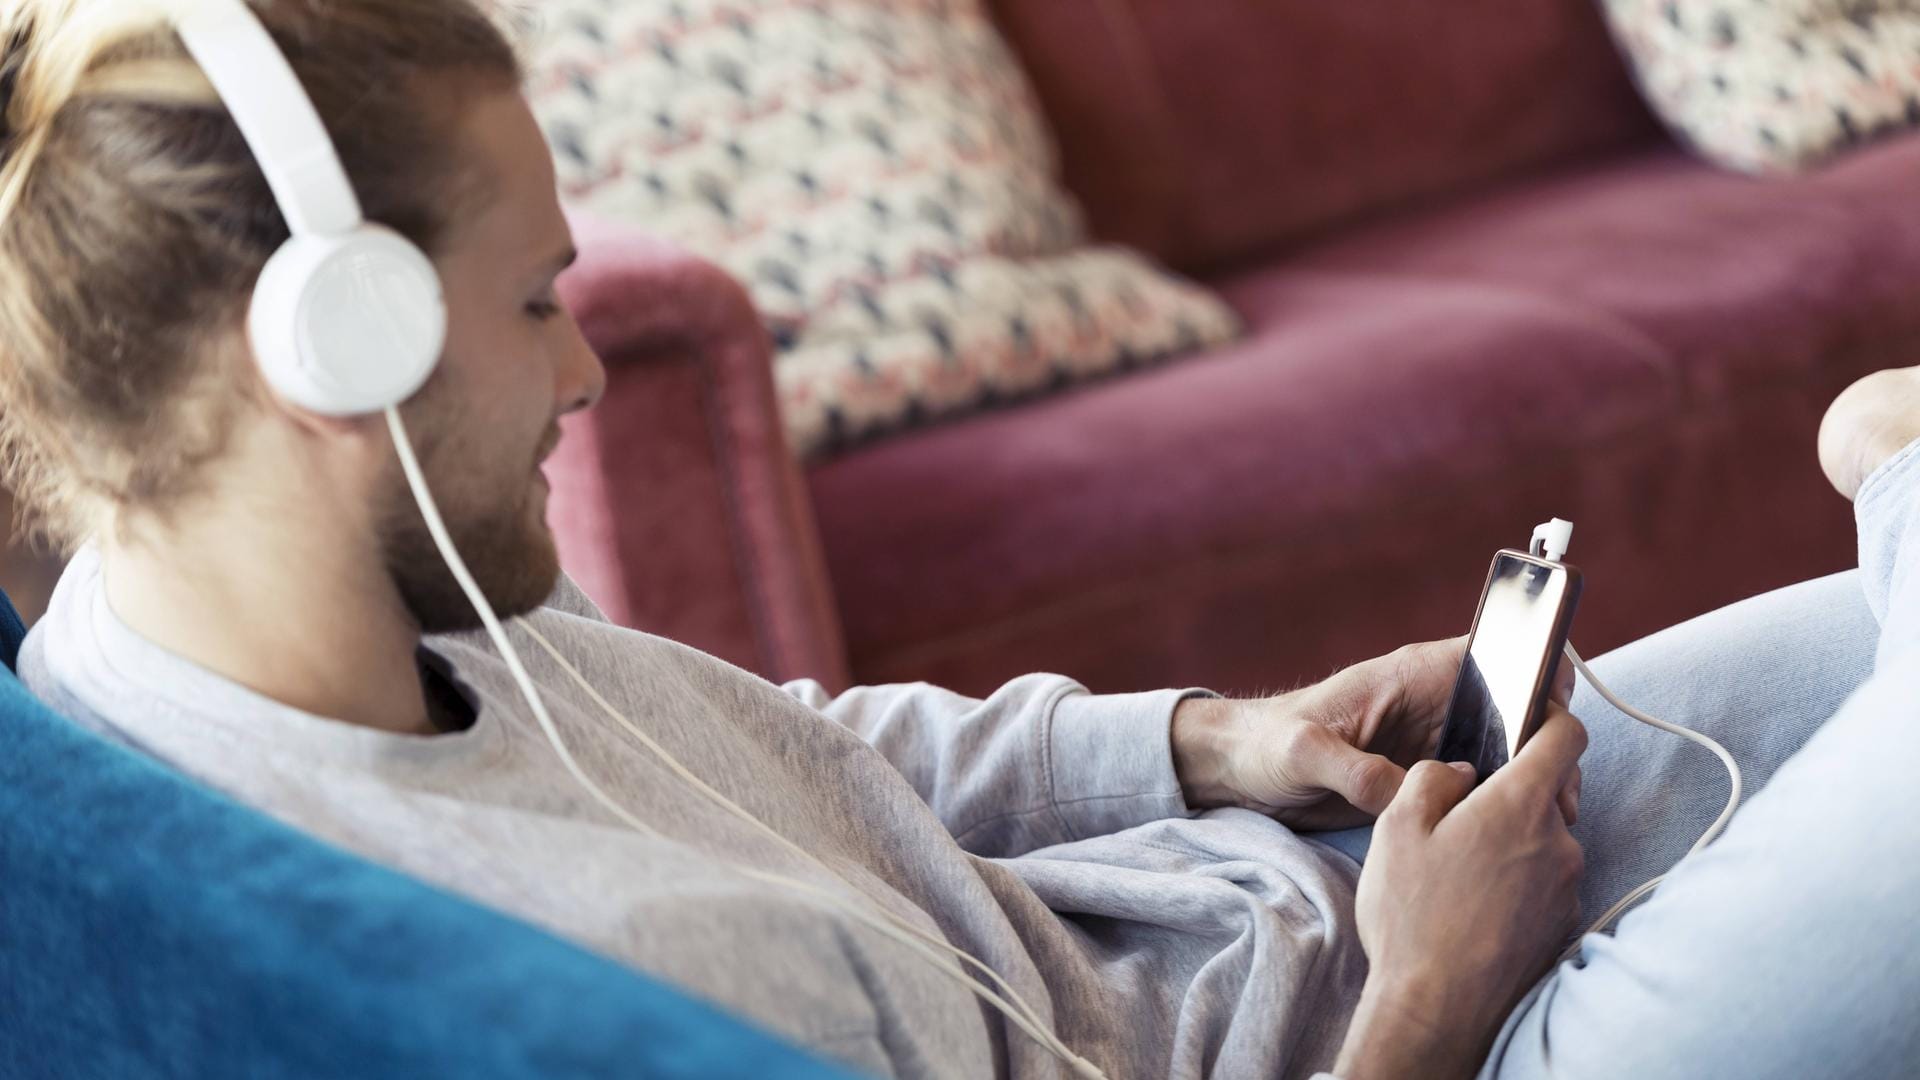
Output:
[99, 517, 435, 737]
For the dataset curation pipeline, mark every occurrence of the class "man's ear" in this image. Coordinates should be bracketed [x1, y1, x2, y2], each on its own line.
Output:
[225, 331, 377, 442]
[259, 386, 371, 439]
[200, 300, 374, 436]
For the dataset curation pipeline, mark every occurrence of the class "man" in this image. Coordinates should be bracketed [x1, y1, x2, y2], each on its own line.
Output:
[2, 2, 1913, 1078]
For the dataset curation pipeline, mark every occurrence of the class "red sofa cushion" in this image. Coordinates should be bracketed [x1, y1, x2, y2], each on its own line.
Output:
[988, 0, 1663, 271]
[1292, 137, 1920, 397]
[809, 137, 1920, 695]
[810, 264, 1677, 692]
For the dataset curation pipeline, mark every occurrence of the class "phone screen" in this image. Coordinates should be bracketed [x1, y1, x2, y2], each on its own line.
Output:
[1436, 552, 1580, 779]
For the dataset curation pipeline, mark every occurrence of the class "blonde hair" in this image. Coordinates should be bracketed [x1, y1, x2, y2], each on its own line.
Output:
[0, 0, 521, 547]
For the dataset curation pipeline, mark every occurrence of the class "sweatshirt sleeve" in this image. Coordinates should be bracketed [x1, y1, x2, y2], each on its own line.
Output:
[1854, 433, 1920, 670]
[781, 674, 1208, 858]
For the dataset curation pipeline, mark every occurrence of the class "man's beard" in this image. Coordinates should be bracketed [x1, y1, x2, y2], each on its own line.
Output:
[377, 425, 561, 635]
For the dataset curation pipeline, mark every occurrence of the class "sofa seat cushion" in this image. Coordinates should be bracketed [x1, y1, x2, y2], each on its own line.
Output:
[1291, 136, 1920, 399]
[809, 139, 1920, 695]
[810, 265, 1677, 692]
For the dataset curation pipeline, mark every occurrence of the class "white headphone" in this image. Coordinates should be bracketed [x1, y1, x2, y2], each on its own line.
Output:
[174, 0, 444, 416]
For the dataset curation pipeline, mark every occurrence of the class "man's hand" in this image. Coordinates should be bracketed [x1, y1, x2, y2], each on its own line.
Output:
[1819, 364, 1920, 501]
[1174, 638, 1576, 831]
[1335, 706, 1588, 1080]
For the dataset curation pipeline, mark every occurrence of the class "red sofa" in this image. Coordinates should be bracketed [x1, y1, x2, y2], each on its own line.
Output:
[546, 1, 1920, 696]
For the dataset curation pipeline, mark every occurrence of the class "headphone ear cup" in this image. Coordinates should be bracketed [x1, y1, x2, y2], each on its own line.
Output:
[249, 226, 446, 416]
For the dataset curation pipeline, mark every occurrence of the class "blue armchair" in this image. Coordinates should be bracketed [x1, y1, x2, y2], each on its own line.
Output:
[0, 589, 861, 1079]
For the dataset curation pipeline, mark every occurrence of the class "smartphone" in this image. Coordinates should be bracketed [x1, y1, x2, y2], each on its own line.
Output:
[1436, 549, 1583, 779]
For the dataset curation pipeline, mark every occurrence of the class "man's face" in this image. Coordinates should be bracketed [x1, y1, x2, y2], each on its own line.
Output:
[378, 87, 605, 633]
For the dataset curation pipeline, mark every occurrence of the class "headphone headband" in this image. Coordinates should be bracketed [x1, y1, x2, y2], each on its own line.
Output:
[169, 0, 445, 417]
[174, 0, 361, 236]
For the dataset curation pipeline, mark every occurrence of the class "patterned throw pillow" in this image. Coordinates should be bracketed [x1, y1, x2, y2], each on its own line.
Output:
[1599, 0, 1920, 172]
[523, 0, 1241, 459]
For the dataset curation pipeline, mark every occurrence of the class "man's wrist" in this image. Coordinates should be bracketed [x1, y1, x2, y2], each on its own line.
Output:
[1335, 973, 1483, 1080]
[1171, 696, 1241, 810]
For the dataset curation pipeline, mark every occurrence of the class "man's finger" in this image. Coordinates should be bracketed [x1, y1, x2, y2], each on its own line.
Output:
[1386, 758, 1477, 831]
[1549, 652, 1575, 708]
[1501, 703, 1587, 797]
[1302, 735, 1408, 818]
[1557, 763, 1581, 825]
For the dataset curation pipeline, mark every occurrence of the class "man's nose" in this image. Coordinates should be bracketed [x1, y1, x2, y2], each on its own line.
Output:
[557, 323, 606, 415]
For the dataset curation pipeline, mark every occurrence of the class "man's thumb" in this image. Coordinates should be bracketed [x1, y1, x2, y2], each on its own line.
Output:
[1311, 738, 1407, 817]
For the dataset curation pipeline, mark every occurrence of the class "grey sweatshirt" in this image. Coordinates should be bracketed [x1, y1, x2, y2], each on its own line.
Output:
[21, 548, 1366, 1079]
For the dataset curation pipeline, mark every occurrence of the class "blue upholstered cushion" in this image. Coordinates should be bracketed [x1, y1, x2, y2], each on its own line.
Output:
[0, 588, 861, 1079]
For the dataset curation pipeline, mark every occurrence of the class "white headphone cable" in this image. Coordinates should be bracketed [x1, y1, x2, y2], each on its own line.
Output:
[390, 432, 1742, 1050]
[1556, 641, 1743, 963]
[384, 408, 1106, 1079]
[509, 619, 1078, 1048]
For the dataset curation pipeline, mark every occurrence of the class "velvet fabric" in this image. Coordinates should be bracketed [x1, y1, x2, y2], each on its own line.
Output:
[549, 214, 849, 686]
[0, 587, 858, 1079]
[544, 14, 1920, 699]
[807, 137, 1920, 695]
[986, 0, 1663, 271]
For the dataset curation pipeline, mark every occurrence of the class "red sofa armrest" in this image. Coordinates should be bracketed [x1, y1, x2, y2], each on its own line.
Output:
[547, 215, 849, 688]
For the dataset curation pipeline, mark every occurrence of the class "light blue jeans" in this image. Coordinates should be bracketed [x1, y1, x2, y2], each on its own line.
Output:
[1483, 567, 1920, 1078]
[1316, 568, 1920, 1077]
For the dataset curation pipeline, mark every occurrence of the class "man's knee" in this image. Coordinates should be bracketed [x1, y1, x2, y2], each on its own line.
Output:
[1573, 571, 1875, 783]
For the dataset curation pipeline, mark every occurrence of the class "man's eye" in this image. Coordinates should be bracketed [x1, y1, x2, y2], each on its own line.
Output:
[526, 299, 563, 321]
